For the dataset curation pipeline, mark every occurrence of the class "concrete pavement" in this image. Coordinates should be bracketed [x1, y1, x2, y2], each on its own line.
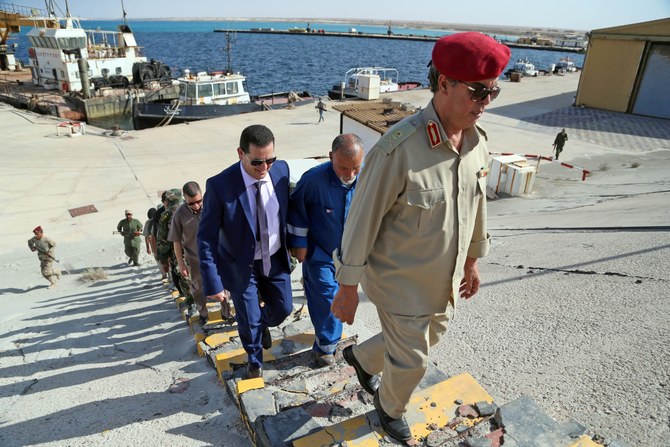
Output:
[1, 72, 669, 445]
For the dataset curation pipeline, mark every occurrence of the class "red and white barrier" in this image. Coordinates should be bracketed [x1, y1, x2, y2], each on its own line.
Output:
[488, 152, 590, 181]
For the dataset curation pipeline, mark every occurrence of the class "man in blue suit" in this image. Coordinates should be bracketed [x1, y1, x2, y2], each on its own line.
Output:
[198, 124, 293, 379]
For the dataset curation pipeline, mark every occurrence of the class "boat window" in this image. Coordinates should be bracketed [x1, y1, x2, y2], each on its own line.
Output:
[213, 83, 226, 96]
[57, 37, 84, 50]
[227, 81, 239, 95]
[186, 84, 196, 99]
[102, 68, 110, 77]
[198, 83, 213, 98]
[116, 67, 122, 74]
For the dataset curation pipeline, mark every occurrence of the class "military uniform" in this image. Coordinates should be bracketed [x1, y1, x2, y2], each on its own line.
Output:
[27, 235, 61, 286]
[553, 130, 568, 160]
[168, 202, 204, 314]
[117, 217, 143, 265]
[335, 101, 491, 418]
[157, 190, 192, 303]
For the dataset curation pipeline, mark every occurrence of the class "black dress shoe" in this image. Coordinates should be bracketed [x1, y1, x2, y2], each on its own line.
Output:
[343, 345, 380, 395]
[261, 327, 272, 350]
[246, 364, 263, 379]
[373, 391, 412, 442]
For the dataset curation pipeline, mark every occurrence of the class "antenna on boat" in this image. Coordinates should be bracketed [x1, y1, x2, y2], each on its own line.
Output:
[64, 0, 70, 17]
[121, 0, 128, 26]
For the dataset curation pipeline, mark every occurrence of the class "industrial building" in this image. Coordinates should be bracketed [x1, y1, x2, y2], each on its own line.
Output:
[575, 17, 670, 119]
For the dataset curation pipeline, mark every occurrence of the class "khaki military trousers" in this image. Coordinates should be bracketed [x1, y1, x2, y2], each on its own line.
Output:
[40, 260, 60, 284]
[353, 302, 453, 419]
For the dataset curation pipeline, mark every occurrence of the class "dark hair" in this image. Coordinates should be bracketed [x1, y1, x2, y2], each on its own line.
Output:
[428, 65, 457, 93]
[428, 65, 440, 93]
[182, 181, 201, 197]
[147, 207, 156, 219]
[161, 190, 169, 202]
[239, 124, 275, 153]
[331, 133, 364, 157]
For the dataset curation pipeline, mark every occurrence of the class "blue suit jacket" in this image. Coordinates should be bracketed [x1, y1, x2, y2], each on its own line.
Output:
[198, 160, 291, 296]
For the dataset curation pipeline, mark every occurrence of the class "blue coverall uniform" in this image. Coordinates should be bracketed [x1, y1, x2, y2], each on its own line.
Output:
[288, 162, 356, 355]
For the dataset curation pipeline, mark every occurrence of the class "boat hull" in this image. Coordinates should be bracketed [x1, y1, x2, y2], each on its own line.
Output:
[132, 92, 315, 129]
[327, 81, 422, 100]
[132, 101, 262, 129]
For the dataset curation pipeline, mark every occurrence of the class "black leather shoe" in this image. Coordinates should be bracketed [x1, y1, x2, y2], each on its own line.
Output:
[373, 391, 412, 442]
[246, 364, 263, 379]
[261, 327, 272, 350]
[343, 345, 380, 395]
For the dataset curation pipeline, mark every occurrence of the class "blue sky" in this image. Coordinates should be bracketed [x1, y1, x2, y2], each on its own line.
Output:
[23, 0, 670, 30]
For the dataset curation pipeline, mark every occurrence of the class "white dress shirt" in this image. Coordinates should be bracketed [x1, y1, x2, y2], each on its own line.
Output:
[240, 162, 281, 259]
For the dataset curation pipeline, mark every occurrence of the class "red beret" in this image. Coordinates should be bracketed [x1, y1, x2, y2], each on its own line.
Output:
[33, 226, 42, 233]
[432, 32, 511, 82]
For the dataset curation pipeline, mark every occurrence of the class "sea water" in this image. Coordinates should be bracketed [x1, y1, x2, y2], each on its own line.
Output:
[12, 19, 584, 129]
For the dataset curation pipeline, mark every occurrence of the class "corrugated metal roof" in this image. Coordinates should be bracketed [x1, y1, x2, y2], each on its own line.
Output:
[332, 100, 419, 134]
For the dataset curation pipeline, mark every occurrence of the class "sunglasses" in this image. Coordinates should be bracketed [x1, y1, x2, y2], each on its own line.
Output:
[186, 199, 203, 206]
[242, 152, 277, 166]
[458, 81, 501, 102]
[244, 153, 277, 167]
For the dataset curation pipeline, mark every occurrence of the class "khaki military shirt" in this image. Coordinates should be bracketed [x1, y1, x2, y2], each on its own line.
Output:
[335, 101, 490, 315]
[168, 203, 201, 265]
[28, 236, 56, 262]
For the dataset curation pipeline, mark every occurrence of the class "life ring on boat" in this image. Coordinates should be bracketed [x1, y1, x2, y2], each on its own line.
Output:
[61, 82, 69, 92]
[28, 48, 36, 59]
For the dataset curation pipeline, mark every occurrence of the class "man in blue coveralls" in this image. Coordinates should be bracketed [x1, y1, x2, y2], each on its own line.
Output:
[288, 133, 364, 366]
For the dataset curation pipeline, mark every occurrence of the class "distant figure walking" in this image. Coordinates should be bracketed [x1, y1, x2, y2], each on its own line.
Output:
[553, 128, 569, 160]
[316, 99, 326, 123]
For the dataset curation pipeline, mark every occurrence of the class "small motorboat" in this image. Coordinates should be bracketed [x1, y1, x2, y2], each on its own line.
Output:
[554, 58, 578, 74]
[327, 67, 422, 100]
[504, 59, 539, 78]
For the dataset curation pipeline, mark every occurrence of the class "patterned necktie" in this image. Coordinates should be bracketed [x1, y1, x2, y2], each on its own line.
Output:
[255, 181, 271, 276]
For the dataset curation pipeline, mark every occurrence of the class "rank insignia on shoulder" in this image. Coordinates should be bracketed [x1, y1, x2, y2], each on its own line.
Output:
[477, 167, 489, 178]
[426, 120, 441, 149]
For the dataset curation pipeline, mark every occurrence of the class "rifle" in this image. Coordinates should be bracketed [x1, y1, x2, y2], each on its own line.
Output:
[113, 230, 141, 236]
[32, 245, 71, 274]
[37, 248, 60, 263]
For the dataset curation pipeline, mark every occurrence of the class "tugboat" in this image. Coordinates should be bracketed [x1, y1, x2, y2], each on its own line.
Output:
[133, 32, 314, 129]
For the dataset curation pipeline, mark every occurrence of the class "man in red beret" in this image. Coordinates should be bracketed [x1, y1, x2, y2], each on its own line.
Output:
[332, 32, 510, 442]
[27, 226, 61, 288]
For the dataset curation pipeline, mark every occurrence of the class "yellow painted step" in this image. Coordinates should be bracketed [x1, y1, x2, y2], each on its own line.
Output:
[293, 372, 491, 447]
[214, 332, 315, 381]
[566, 436, 603, 447]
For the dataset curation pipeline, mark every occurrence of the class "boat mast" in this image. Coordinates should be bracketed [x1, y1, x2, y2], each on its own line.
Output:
[223, 31, 235, 73]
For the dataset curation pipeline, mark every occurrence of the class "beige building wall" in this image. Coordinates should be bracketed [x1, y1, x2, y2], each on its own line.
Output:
[576, 39, 645, 112]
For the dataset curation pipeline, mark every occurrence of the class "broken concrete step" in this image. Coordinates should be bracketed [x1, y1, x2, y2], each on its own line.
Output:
[245, 360, 449, 447]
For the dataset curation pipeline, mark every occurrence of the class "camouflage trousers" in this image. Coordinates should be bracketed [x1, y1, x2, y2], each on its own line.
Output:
[40, 260, 61, 285]
[184, 257, 206, 316]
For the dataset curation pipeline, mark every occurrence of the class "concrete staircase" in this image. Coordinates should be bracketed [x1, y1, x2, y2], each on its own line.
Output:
[167, 287, 623, 447]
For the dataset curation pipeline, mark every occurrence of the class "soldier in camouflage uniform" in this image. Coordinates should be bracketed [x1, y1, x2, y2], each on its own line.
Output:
[157, 189, 193, 306]
[117, 210, 143, 266]
[27, 226, 61, 288]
